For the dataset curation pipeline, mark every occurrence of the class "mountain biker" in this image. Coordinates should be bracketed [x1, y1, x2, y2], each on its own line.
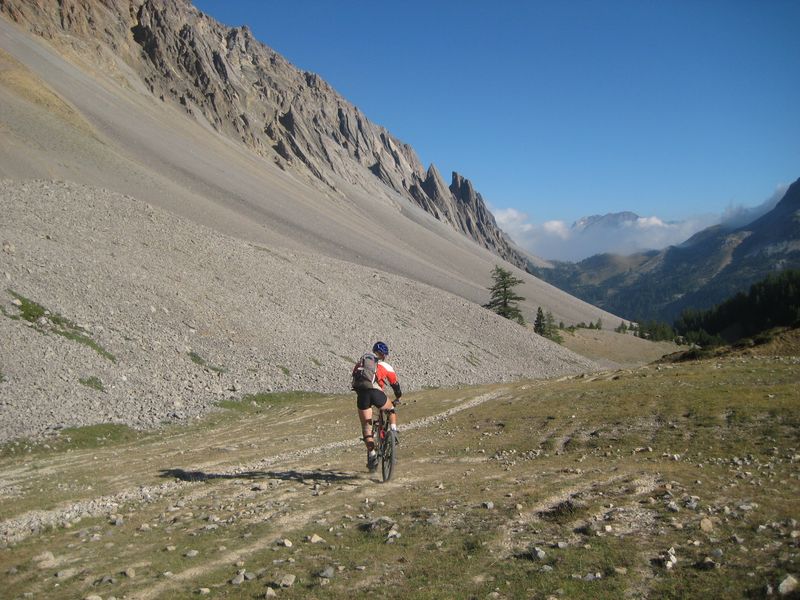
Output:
[353, 341, 402, 472]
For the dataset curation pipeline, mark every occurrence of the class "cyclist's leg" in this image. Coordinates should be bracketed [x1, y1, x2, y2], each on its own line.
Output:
[376, 397, 397, 430]
[356, 393, 375, 452]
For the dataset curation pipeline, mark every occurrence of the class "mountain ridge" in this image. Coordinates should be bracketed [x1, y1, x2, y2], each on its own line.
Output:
[531, 178, 800, 322]
[0, 0, 527, 268]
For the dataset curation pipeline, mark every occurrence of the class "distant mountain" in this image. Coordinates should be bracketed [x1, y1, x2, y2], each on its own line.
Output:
[530, 178, 800, 322]
[573, 211, 641, 232]
[0, 0, 526, 268]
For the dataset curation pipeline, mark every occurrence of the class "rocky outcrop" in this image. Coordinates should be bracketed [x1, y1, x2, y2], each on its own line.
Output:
[0, 0, 527, 267]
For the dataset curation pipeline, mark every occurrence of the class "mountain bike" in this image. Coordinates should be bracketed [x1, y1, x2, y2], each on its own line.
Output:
[372, 403, 398, 482]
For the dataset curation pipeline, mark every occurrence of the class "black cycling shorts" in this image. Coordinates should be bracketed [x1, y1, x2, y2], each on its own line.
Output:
[356, 388, 388, 410]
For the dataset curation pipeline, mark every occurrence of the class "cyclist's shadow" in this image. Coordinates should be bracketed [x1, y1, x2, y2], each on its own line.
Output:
[159, 467, 357, 483]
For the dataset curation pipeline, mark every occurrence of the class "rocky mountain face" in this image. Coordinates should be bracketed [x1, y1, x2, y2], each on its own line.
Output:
[531, 178, 800, 323]
[0, 0, 526, 267]
[572, 211, 641, 231]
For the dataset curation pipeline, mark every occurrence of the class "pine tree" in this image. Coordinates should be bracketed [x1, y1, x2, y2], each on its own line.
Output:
[484, 265, 526, 324]
[544, 310, 563, 343]
[533, 307, 545, 334]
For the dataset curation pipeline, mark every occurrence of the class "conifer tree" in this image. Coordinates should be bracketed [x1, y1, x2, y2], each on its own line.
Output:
[533, 306, 545, 334]
[544, 310, 563, 342]
[484, 265, 526, 324]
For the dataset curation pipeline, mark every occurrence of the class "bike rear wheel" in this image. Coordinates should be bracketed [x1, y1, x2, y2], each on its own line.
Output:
[381, 425, 396, 482]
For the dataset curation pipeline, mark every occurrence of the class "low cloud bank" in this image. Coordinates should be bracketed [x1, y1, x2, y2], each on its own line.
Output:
[494, 184, 788, 263]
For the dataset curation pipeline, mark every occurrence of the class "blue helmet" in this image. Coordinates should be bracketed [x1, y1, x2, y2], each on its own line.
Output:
[372, 341, 389, 357]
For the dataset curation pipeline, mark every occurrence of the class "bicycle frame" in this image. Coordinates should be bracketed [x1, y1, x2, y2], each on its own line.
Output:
[371, 405, 397, 481]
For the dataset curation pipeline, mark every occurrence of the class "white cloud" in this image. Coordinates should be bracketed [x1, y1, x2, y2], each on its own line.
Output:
[492, 184, 790, 262]
[633, 216, 666, 229]
[719, 183, 787, 228]
[541, 220, 570, 238]
[493, 206, 719, 262]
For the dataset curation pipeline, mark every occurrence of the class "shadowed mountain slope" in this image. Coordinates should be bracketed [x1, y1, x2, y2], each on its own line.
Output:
[531, 178, 800, 322]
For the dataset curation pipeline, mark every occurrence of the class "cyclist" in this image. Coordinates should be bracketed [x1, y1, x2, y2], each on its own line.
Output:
[352, 341, 402, 471]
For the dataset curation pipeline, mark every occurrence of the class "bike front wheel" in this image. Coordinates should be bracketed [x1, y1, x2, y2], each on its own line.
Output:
[381, 428, 396, 482]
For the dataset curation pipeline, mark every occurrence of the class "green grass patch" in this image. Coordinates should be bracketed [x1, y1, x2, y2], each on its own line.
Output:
[538, 498, 588, 524]
[278, 365, 290, 376]
[4, 290, 116, 362]
[79, 375, 104, 391]
[58, 329, 116, 362]
[310, 357, 323, 367]
[0, 423, 143, 457]
[57, 423, 142, 451]
[0, 371, 5, 383]
[188, 351, 226, 374]
[7, 289, 47, 322]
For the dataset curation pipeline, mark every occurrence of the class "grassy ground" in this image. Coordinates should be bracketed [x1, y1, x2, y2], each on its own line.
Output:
[1, 353, 798, 599]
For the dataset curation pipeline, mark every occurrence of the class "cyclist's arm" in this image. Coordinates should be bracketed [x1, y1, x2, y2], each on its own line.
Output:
[390, 382, 402, 400]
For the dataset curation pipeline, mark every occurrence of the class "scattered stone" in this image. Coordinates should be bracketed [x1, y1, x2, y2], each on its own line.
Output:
[319, 566, 335, 579]
[198, 588, 210, 595]
[700, 518, 714, 533]
[365, 516, 396, 532]
[279, 573, 296, 588]
[2, 241, 15, 255]
[307, 534, 326, 544]
[124, 567, 136, 578]
[185, 550, 199, 558]
[530, 546, 546, 561]
[779, 575, 798, 595]
[277, 538, 293, 548]
[265, 588, 277, 598]
[355, 566, 367, 571]
[483, 501, 494, 510]
[614, 567, 628, 575]
[244, 572, 256, 581]
[33, 551, 55, 565]
[230, 573, 245, 585]
[165, 545, 176, 552]
[56, 568, 77, 579]
[667, 501, 680, 512]
[659, 547, 678, 570]
[695, 557, 720, 570]
[84, 596, 103, 600]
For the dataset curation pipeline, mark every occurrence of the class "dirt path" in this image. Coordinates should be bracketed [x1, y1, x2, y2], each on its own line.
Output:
[0, 390, 507, 546]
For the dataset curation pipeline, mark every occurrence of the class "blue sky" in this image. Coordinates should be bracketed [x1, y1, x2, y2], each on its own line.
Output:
[194, 0, 799, 259]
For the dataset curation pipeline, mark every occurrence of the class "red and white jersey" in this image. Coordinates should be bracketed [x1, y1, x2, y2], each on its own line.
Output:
[374, 360, 398, 391]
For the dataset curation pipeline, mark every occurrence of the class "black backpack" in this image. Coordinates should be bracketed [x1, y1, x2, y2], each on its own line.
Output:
[352, 353, 378, 391]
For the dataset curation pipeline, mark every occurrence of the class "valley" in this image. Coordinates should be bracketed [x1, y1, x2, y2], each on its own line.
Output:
[1, 346, 798, 599]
